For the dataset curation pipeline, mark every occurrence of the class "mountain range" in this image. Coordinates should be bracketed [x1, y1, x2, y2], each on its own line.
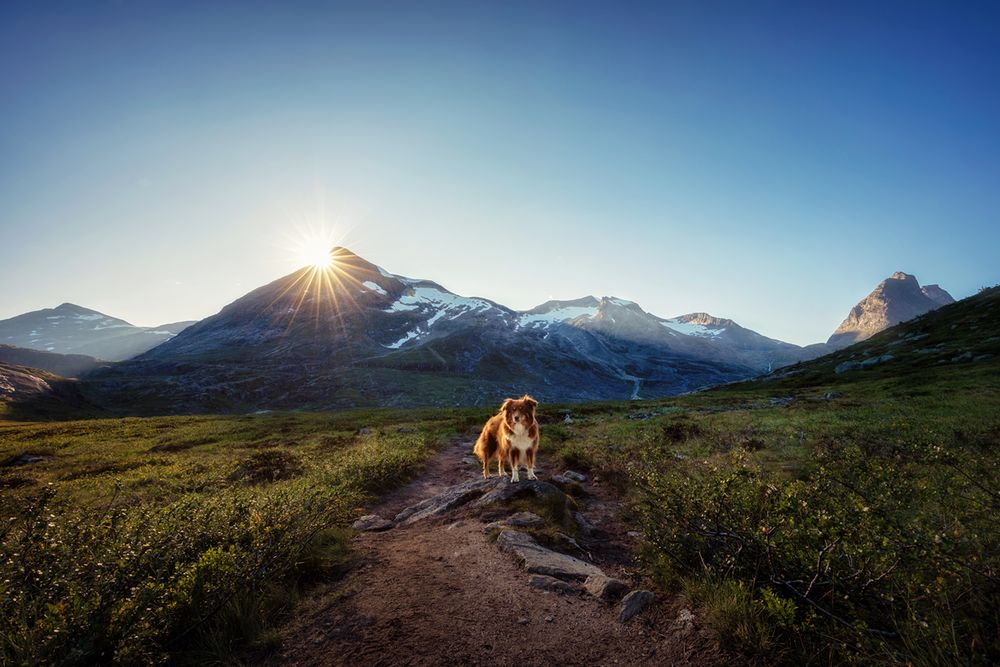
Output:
[0, 249, 957, 413]
[0, 303, 194, 361]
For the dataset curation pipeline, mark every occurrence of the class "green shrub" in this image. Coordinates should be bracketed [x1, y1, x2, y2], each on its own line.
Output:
[633, 444, 1000, 664]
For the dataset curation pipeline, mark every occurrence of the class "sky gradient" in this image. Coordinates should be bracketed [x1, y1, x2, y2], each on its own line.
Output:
[2, 1, 999, 345]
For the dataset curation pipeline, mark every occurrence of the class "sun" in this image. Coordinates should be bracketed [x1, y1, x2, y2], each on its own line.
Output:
[301, 243, 334, 270]
[291, 229, 339, 271]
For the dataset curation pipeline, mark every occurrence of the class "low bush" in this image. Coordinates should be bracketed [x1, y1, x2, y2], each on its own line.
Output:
[633, 444, 1000, 664]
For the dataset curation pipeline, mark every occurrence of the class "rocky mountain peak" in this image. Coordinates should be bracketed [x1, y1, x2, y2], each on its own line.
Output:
[921, 284, 956, 307]
[827, 272, 955, 348]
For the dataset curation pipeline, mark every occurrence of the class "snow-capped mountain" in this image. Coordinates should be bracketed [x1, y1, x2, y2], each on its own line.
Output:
[0, 303, 195, 361]
[827, 272, 955, 348]
[81, 248, 817, 412]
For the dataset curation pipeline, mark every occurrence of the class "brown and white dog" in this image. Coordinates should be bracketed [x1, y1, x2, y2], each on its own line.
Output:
[473, 395, 540, 483]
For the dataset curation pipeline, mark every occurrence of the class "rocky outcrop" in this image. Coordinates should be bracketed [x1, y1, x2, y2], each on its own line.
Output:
[394, 477, 503, 525]
[828, 272, 954, 348]
[472, 479, 564, 509]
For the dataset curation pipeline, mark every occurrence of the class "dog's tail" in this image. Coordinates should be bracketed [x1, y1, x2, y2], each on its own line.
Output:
[473, 430, 496, 463]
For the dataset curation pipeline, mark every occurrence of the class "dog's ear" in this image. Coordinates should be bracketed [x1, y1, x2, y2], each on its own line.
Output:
[500, 398, 513, 413]
[522, 395, 538, 409]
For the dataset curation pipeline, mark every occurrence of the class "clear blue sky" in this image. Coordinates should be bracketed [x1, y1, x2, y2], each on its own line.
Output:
[2, 1, 998, 345]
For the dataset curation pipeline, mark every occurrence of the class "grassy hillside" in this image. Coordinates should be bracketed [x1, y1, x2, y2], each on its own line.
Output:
[1, 287, 997, 664]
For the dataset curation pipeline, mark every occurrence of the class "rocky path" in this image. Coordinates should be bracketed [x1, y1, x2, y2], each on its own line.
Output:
[277, 439, 721, 666]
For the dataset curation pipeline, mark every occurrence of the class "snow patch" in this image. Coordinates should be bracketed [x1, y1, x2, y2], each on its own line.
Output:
[386, 329, 420, 349]
[75, 314, 104, 321]
[517, 305, 597, 328]
[385, 286, 493, 317]
[661, 319, 726, 337]
[362, 281, 387, 296]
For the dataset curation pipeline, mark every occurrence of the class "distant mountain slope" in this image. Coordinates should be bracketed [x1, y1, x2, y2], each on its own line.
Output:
[763, 284, 998, 391]
[0, 345, 99, 378]
[80, 247, 820, 413]
[827, 272, 955, 348]
[0, 362, 96, 419]
[0, 303, 195, 361]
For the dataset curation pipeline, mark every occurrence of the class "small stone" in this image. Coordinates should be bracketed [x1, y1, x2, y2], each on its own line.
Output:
[545, 615, 554, 623]
[357, 427, 372, 435]
[562, 470, 587, 482]
[551, 474, 572, 486]
[626, 531, 641, 539]
[517, 617, 529, 625]
[351, 515, 393, 532]
[483, 520, 506, 534]
[618, 590, 655, 622]
[584, 574, 629, 602]
[461, 455, 479, 466]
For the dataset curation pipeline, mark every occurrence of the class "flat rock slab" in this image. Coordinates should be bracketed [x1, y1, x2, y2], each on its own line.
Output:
[394, 477, 504, 526]
[529, 574, 582, 595]
[352, 515, 394, 532]
[618, 590, 655, 623]
[473, 479, 564, 509]
[496, 529, 605, 582]
[562, 470, 588, 482]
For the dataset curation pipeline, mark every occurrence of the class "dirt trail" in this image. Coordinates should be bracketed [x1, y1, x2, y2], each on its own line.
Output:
[277, 439, 721, 666]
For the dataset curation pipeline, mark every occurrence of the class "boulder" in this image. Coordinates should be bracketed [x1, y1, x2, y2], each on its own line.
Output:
[834, 360, 861, 374]
[618, 590, 655, 622]
[562, 470, 588, 482]
[860, 353, 894, 368]
[529, 574, 582, 595]
[583, 574, 628, 602]
[351, 514, 393, 532]
[496, 529, 605, 581]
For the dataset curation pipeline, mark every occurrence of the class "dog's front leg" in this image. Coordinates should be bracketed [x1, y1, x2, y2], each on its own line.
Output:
[509, 451, 520, 483]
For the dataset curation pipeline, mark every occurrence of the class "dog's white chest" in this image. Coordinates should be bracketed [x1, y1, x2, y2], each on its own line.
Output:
[507, 430, 534, 452]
